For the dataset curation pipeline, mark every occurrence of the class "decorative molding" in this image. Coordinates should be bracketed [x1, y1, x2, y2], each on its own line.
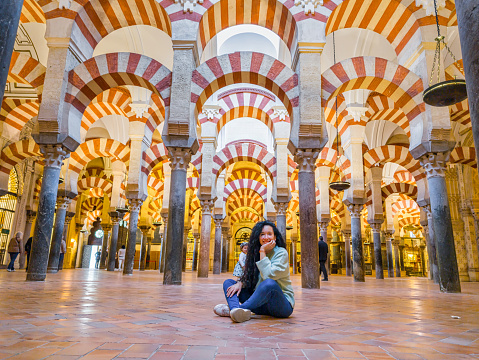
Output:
[58, 0, 73, 9]
[347, 204, 363, 218]
[415, 0, 445, 16]
[274, 202, 289, 216]
[167, 147, 192, 172]
[128, 199, 143, 213]
[202, 106, 221, 120]
[200, 199, 215, 215]
[369, 222, 382, 233]
[271, 106, 289, 121]
[294, 149, 319, 173]
[174, 0, 204, 13]
[40, 145, 69, 169]
[419, 152, 450, 179]
[294, 0, 323, 15]
[129, 101, 150, 119]
[218, 88, 275, 101]
[318, 221, 329, 232]
[57, 197, 72, 211]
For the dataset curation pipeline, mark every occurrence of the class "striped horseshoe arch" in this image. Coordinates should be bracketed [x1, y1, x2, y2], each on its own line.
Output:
[66, 53, 172, 122]
[366, 94, 410, 137]
[69, 139, 130, 174]
[0, 139, 41, 176]
[449, 99, 470, 127]
[393, 170, 416, 185]
[449, 147, 477, 168]
[381, 182, 417, 202]
[191, 52, 298, 121]
[223, 179, 267, 203]
[391, 199, 419, 216]
[398, 216, 420, 229]
[197, 0, 297, 51]
[81, 197, 104, 213]
[363, 145, 425, 181]
[316, 147, 352, 180]
[325, 0, 422, 61]
[230, 210, 261, 224]
[227, 169, 267, 186]
[141, 143, 169, 176]
[77, 177, 113, 195]
[21, 0, 46, 23]
[0, 99, 40, 135]
[227, 193, 264, 217]
[212, 142, 277, 181]
[147, 175, 164, 196]
[321, 57, 424, 127]
[8, 52, 46, 96]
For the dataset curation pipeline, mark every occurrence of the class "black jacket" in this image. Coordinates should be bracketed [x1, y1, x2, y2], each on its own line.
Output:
[318, 240, 328, 261]
[25, 237, 33, 253]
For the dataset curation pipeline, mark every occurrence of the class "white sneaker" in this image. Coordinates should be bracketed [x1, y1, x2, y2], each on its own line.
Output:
[213, 304, 230, 317]
[230, 308, 251, 323]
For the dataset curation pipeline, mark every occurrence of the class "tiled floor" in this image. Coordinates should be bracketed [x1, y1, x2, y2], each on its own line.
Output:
[0, 270, 478, 360]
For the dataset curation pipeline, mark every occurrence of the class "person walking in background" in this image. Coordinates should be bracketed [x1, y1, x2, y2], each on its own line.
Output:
[24, 236, 32, 271]
[95, 248, 101, 269]
[7, 232, 22, 272]
[318, 236, 328, 281]
[58, 238, 67, 271]
[118, 245, 126, 271]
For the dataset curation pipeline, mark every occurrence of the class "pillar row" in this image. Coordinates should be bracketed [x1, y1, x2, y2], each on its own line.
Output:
[198, 199, 214, 278]
[347, 204, 365, 282]
[370, 222, 384, 279]
[107, 212, 121, 272]
[124, 199, 143, 275]
[213, 217, 223, 275]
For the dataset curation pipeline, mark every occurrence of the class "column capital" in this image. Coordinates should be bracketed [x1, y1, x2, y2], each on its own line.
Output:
[347, 204, 364, 218]
[384, 230, 395, 239]
[274, 201, 289, 216]
[419, 152, 450, 179]
[161, 213, 168, 223]
[293, 149, 319, 172]
[56, 196, 72, 210]
[109, 211, 121, 225]
[341, 230, 351, 238]
[167, 147, 192, 171]
[26, 210, 36, 223]
[213, 216, 223, 228]
[139, 225, 150, 233]
[102, 224, 112, 232]
[200, 199, 215, 215]
[128, 199, 143, 213]
[420, 204, 431, 218]
[369, 222, 383, 233]
[318, 220, 329, 232]
[64, 212, 75, 225]
[40, 144, 70, 169]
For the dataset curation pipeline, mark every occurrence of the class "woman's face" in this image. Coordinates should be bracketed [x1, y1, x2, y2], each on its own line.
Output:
[259, 225, 276, 246]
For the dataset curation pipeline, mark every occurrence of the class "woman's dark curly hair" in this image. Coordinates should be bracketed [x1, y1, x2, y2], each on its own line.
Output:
[240, 220, 286, 289]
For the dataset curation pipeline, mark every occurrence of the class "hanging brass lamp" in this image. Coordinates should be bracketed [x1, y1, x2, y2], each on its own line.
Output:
[329, 32, 351, 192]
[423, 0, 467, 107]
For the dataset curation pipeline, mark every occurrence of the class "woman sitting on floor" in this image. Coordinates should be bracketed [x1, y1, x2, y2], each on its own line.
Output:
[214, 220, 294, 323]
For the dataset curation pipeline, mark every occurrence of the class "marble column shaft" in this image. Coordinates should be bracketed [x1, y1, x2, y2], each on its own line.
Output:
[182, 227, 189, 272]
[146, 237, 151, 270]
[424, 207, 439, 283]
[100, 225, 111, 270]
[139, 227, 149, 271]
[394, 241, 401, 277]
[198, 199, 214, 278]
[455, 0, 479, 173]
[192, 233, 199, 272]
[274, 202, 288, 242]
[159, 214, 168, 273]
[348, 205, 365, 282]
[295, 150, 320, 289]
[420, 153, 461, 292]
[124, 199, 142, 275]
[213, 218, 222, 275]
[22, 211, 36, 269]
[0, 0, 24, 100]
[291, 238, 297, 275]
[107, 213, 120, 272]
[27, 146, 68, 281]
[370, 223, 384, 279]
[47, 198, 69, 273]
[221, 230, 228, 272]
[386, 236, 394, 278]
[163, 148, 191, 285]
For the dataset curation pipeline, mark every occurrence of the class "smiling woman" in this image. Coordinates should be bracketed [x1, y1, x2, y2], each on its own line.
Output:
[214, 220, 294, 323]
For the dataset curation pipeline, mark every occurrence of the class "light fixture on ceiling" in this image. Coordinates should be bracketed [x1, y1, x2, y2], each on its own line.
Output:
[423, 0, 467, 107]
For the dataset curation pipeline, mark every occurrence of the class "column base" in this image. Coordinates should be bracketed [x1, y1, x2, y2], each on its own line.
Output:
[26, 273, 46, 281]
[47, 268, 58, 274]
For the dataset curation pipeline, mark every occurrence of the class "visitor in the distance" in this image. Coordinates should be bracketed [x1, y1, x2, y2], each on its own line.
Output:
[214, 220, 294, 323]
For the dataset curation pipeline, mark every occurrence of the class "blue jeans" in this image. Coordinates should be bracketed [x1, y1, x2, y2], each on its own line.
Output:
[223, 278, 293, 318]
[8, 252, 19, 270]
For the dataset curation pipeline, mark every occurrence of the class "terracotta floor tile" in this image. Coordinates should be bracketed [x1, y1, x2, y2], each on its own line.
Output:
[182, 345, 217, 360]
[302, 349, 337, 360]
[149, 352, 185, 360]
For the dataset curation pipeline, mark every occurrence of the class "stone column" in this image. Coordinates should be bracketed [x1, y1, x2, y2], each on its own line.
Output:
[422, 205, 439, 283]
[100, 224, 111, 269]
[455, 1, 479, 169]
[420, 243, 427, 277]
[347, 204, 365, 282]
[341, 230, 351, 277]
[294, 150, 320, 288]
[159, 213, 168, 273]
[139, 225, 149, 271]
[107, 212, 120, 272]
[370, 222, 384, 279]
[73, 224, 83, 269]
[385, 231, 394, 278]
[419, 153, 461, 292]
[213, 217, 223, 275]
[291, 236, 298, 274]
[124, 199, 143, 275]
[221, 227, 229, 272]
[27, 146, 69, 281]
[198, 199, 214, 278]
[146, 235, 152, 270]
[394, 239, 401, 277]
[182, 226, 190, 272]
[192, 232, 199, 271]
[274, 202, 288, 242]
[399, 245, 405, 271]
[319, 220, 330, 272]
[0, 0, 24, 100]
[22, 210, 36, 269]
[163, 149, 191, 285]
[47, 197, 71, 273]
[227, 234, 232, 271]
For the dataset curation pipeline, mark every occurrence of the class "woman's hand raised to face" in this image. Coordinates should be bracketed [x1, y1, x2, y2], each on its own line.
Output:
[259, 240, 276, 259]
[226, 281, 242, 297]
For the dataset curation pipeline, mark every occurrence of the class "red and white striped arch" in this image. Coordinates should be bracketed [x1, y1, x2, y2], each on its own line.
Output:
[393, 169, 415, 185]
[325, 0, 422, 60]
[189, 196, 201, 217]
[186, 176, 200, 190]
[65, 0, 171, 56]
[316, 147, 352, 180]
[81, 197, 103, 213]
[77, 176, 113, 195]
[226, 169, 267, 186]
[8, 52, 46, 96]
[88, 188, 104, 198]
[398, 216, 420, 229]
[366, 93, 410, 136]
[141, 143, 169, 176]
[191, 52, 298, 121]
[147, 175, 164, 196]
[450, 147, 477, 168]
[450, 99, 470, 127]
[227, 191, 264, 217]
[223, 179, 267, 203]
[381, 182, 417, 202]
[197, 0, 297, 52]
[230, 210, 261, 224]
[213, 142, 276, 181]
[321, 57, 424, 127]
[87, 210, 103, 224]
[69, 139, 130, 174]
[21, 0, 45, 23]
[330, 198, 347, 218]
[392, 199, 419, 216]
[66, 53, 172, 123]
[0, 139, 41, 176]
[363, 145, 425, 181]
[0, 99, 40, 136]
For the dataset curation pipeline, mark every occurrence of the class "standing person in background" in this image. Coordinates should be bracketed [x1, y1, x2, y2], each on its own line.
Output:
[118, 245, 126, 271]
[24, 237, 32, 271]
[318, 236, 328, 281]
[7, 232, 22, 272]
[58, 238, 67, 271]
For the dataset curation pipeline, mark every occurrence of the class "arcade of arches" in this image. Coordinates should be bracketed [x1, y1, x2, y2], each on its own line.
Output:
[2, 0, 479, 304]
